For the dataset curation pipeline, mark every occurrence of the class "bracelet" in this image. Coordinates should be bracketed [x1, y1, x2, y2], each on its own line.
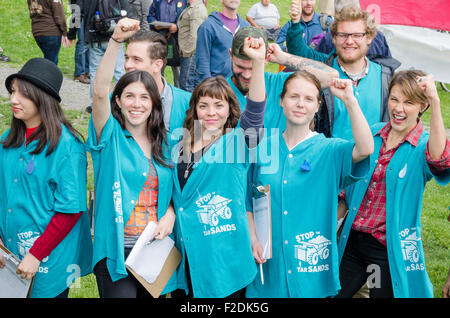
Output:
[111, 36, 124, 44]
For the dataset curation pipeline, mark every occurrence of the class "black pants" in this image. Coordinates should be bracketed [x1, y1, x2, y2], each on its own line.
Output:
[94, 248, 154, 298]
[336, 229, 394, 298]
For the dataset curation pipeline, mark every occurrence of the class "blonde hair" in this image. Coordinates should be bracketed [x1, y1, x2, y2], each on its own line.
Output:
[330, 5, 377, 39]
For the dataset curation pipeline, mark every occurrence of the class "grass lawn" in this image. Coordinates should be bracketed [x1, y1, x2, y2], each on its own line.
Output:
[0, 0, 449, 298]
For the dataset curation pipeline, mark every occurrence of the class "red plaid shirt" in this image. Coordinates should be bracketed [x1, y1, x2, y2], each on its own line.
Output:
[352, 121, 450, 246]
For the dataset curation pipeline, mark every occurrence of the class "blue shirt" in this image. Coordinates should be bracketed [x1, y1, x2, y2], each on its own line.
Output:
[0, 126, 92, 298]
[246, 132, 368, 297]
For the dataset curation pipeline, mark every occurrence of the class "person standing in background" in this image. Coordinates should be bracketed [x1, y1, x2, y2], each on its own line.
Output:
[246, 0, 281, 41]
[194, 0, 249, 85]
[0, 46, 10, 62]
[27, 0, 69, 65]
[177, 0, 208, 92]
[128, 0, 153, 31]
[147, 0, 188, 88]
[68, 0, 90, 84]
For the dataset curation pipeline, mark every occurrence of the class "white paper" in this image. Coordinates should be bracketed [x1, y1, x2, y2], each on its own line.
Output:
[125, 222, 174, 284]
[253, 195, 271, 260]
[0, 249, 32, 298]
[150, 21, 174, 27]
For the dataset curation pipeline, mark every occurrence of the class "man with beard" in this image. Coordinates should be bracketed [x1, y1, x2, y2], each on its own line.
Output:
[276, 0, 333, 51]
[286, 1, 400, 139]
[227, 26, 339, 134]
[315, 0, 392, 58]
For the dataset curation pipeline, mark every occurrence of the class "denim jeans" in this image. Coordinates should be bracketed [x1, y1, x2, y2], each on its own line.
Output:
[179, 55, 196, 92]
[88, 40, 125, 102]
[74, 20, 89, 77]
[34, 35, 62, 65]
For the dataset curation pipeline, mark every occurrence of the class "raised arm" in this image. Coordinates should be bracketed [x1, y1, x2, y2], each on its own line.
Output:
[92, 18, 140, 142]
[330, 79, 374, 163]
[268, 42, 339, 88]
[417, 75, 448, 160]
[239, 37, 266, 147]
[244, 37, 266, 103]
[286, 0, 329, 63]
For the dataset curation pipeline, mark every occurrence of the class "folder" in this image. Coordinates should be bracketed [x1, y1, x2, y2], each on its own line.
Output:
[0, 245, 33, 298]
[252, 185, 272, 260]
[125, 222, 181, 298]
[126, 246, 181, 298]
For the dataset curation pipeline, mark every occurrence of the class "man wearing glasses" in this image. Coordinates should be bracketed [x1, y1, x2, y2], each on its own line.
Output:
[286, 1, 400, 140]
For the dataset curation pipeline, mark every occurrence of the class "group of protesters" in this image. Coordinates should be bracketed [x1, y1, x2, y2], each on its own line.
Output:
[0, 0, 449, 299]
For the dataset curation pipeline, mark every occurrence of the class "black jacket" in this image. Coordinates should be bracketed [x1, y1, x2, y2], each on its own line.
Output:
[315, 54, 401, 137]
[82, 0, 132, 44]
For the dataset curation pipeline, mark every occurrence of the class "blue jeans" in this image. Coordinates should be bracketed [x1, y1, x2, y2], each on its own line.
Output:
[34, 35, 61, 65]
[88, 41, 125, 102]
[74, 20, 89, 77]
[179, 55, 196, 92]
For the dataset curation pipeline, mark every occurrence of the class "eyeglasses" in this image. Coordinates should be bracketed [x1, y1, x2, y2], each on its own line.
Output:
[335, 32, 367, 42]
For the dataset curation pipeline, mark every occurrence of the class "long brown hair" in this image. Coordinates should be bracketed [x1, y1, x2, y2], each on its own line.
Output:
[110, 70, 169, 167]
[2, 78, 83, 156]
[182, 76, 241, 148]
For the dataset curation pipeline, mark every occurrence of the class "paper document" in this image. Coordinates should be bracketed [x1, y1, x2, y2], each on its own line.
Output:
[150, 21, 174, 27]
[252, 185, 272, 260]
[0, 246, 33, 298]
[125, 221, 174, 284]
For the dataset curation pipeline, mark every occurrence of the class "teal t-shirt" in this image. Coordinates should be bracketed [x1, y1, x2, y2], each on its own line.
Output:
[85, 114, 179, 293]
[332, 58, 382, 140]
[246, 132, 368, 298]
[170, 128, 258, 297]
[228, 71, 291, 135]
[339, 122, 450, 298]
[0, 127, 92, 298]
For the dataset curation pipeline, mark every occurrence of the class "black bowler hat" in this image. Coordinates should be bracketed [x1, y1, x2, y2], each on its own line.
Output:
[5, 58, 63, 102]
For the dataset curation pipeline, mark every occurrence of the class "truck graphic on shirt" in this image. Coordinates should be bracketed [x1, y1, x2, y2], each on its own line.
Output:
[401, 232, 420, 263]
[196, 194, 232, 226]
[295, 235, 332, 265]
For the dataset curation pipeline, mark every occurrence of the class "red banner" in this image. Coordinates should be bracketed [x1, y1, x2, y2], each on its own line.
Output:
[360, 0, 450, 31]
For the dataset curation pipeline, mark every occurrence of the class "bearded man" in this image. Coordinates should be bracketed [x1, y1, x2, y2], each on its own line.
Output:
[287, 2, 400, 139]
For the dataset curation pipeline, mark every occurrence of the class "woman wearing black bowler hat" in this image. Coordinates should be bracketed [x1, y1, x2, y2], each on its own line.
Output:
[0, 57, 93, 298]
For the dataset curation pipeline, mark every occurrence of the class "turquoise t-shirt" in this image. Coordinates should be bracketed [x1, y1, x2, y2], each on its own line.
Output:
[0, 126, 92, 298]
[85, 114, 180, 293]
[170, 128, 258, 297]
[246, 132, 368, 298]
[339, 122, 450, 298]
[227, 71, 291, 135]
[332, 58, 382, 140]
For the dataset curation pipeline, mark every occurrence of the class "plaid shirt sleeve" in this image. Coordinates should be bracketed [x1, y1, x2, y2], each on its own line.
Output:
[425, 138, 450, 172]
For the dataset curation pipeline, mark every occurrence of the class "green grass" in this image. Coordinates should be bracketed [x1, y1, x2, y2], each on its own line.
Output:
[0, 0, 449, 299]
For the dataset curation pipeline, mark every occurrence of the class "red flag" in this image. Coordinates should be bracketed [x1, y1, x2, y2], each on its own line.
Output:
[360, 0, 450, 31]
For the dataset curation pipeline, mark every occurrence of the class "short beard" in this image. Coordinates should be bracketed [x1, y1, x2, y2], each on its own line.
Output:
[232, 73, 249, 95]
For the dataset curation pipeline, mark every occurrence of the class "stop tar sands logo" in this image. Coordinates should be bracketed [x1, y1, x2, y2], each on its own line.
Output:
[196, 192, 236, 237]
[294, 231, 331, 273]
[400, 228, 425, 272]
